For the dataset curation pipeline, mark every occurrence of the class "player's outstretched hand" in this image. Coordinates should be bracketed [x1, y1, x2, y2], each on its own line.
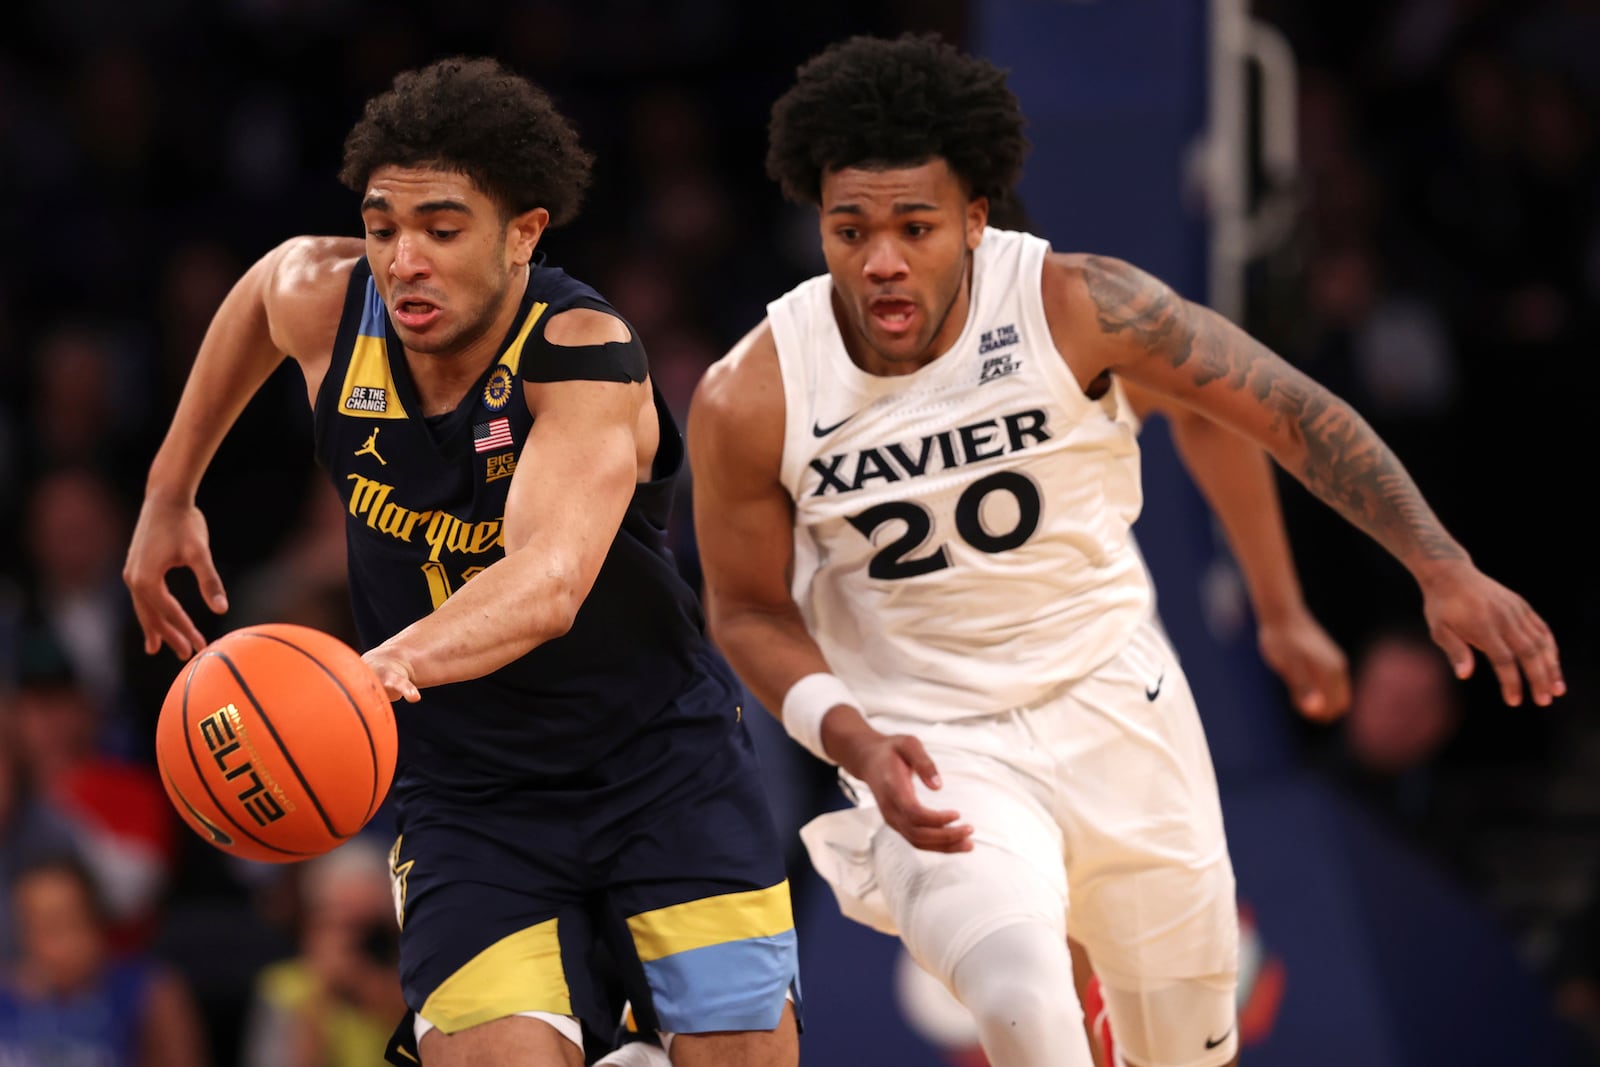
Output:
[123, 497, 229, 660]
[1257, 606, 1351, 722]
[1419, 560, 1565, 708]
[852, 733, 974, 854]
[363, 649, 421, 704]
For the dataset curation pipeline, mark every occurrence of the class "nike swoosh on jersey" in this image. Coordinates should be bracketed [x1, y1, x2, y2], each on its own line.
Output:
[812, 413, 857, 437]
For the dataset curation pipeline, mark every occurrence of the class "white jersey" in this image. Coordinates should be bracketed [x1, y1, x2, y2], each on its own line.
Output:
[770, 227, 1153, 721]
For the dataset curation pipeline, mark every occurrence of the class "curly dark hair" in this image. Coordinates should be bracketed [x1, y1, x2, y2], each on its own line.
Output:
[766, 32, 1030, 207]
[340, 56, 594, 226]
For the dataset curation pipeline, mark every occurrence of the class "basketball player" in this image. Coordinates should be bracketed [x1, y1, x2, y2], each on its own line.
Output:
[122, 57, 798, 1067]
[685, 32, 1562, 1067]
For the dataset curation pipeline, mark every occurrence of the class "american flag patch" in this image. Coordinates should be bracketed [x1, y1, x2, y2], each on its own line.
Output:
[473, 417, 513, 453]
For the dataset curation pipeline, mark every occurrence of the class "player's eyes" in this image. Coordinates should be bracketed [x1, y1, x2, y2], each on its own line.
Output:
[430, 229, 459, 240]
[366, 228, 394, 240]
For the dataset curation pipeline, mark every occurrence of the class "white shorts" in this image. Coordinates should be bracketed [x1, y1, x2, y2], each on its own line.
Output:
[800, 618, 1239, 991]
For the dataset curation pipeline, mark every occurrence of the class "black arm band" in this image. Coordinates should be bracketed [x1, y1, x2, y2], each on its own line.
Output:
[521, 314, 649, 385]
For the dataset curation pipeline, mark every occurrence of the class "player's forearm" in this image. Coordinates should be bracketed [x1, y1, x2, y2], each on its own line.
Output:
[1168, 412, 1306, 622]
[1184, 302, 1469, 579]
[710, 600, 888, 771]
[705, 597, 834, 716]
[371, 547, 592, 687]
[146, 257, 290, 503]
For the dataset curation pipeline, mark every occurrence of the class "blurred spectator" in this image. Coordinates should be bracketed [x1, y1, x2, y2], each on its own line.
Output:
[229, 473, 357, 647]
[238, 836, 403, 1067]
[0, 711, 78, 965]
[1554, 879, 1600, 1061]
[0, 854, 209, 1067]
[1344, 628, 1464, 778]
[16, 464, 176, 767]
[20, 324, 155, 491]
[8, 627, 177, 957]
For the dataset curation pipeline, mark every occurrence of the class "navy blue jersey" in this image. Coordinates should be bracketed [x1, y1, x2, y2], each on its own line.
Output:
[312, 258, 719, 796]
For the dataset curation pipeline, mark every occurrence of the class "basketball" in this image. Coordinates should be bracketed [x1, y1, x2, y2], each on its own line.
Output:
[155, 623, 397, 864]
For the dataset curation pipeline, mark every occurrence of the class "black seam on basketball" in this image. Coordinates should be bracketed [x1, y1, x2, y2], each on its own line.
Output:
[209, 648, 348, 841]
[180, 653, 312, 857]
[241, 631, 384, 829]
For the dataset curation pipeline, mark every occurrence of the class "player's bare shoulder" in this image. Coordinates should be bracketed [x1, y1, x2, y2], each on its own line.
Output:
[265, 236, 364, 360]
[1040, 251, 1197, 374]
[693, 319, 784, 433]
[687, 319, 786, 476]
[543, 306, 633, 346]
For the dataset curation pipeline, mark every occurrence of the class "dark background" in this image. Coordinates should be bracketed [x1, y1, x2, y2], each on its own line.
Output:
[0, 1, 1596, 1064]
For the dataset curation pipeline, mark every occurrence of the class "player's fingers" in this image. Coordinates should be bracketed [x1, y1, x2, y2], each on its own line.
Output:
[1429, 625, 1475, 683]
[885, 801, 972, 852]
[899, 822, 975, 853]
[895, 736, 945, 790]
[1324, 657, 1353, 716]
[1509, 612, 1563, 707]
[191, 555, 230, 616]
[145, 588, 203, 659]
[1478, 637, 1525, 708]
[1295, 686, 1328, 720]
[127, 595, 164, 656]
[167, 619, 201, 661]
[1301, 658, 1352, 722]
[897, 800, 964, 829]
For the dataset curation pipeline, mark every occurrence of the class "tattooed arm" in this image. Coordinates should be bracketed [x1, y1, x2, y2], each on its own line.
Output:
[1044, 253, 1564, 708]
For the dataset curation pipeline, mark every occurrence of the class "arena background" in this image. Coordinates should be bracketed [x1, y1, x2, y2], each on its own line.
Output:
[1, 1, 1597, 1064]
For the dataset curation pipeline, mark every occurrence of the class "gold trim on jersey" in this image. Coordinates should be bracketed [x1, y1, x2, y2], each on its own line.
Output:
[626, 880, 793, 962]
[388, 836, 413, 930]
[501, 301, 548, 377]
[337, 335, 410, 420]
[419, 917, 571, 1033]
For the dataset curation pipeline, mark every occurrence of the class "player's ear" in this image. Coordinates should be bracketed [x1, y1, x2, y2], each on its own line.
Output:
[507, 207, 550, 267]
[967, 196, 988, 248]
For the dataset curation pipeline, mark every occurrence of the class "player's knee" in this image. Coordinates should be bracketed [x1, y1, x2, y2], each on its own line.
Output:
[875, 832, 1064, 983]
[958, 965, 1073, 1034]
[951, 923, 1081, 1035]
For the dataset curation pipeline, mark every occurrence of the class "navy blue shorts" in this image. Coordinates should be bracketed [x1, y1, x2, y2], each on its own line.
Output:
[381, 663, 800, 1060]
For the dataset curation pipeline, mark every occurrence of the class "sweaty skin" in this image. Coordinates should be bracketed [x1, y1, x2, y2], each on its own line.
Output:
[124, 166, 660, 706]
[689, 157, 1562, 866]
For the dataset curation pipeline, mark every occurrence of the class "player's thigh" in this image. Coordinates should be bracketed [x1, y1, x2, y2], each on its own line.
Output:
[1055, 623, 1238, 986]
[419, 1014, 583, 1067]
[869, 757, 1068, 985]
[1048, 623, 1239, 1066]
[388, 813, 616, 1055]
[669, 1000, 799, 1067]
[605, 718, 800, 1041]
[1094, 974, 1238, 1067]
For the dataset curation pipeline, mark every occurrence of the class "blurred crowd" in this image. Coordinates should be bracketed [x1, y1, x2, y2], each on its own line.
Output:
[1253, 1, 1600, 1051]
[0, 1, 1595, 1064]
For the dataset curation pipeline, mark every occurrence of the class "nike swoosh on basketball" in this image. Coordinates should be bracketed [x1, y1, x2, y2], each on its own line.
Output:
[168, 777, 234, 847]
[812, 413, 856, 437]
[1145, 672, 1164, 701]
[1204, 1027, 1234, 1050]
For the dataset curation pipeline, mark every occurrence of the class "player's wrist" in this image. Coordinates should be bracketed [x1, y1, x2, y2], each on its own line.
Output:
[1409, 552, 1474, 596]
[781, 672, 861, 765]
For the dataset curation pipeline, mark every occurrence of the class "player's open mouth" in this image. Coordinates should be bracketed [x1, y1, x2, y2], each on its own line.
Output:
[869, 297, 916, 335]
[393, 300, 441, 329]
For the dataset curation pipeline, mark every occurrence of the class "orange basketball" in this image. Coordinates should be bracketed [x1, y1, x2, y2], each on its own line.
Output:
[155, 623, 397, 863]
